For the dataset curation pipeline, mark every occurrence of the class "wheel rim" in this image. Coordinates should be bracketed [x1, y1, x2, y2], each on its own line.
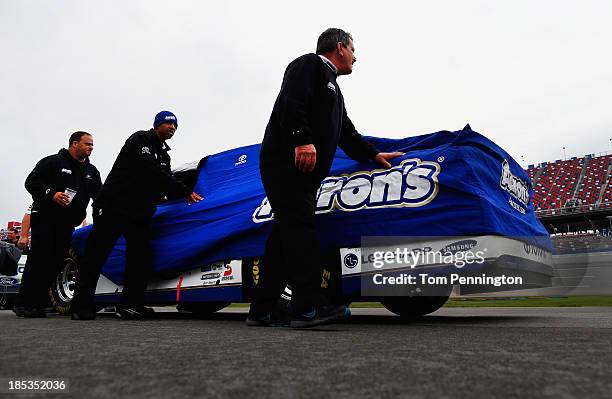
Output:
[55, 258, 78, 303]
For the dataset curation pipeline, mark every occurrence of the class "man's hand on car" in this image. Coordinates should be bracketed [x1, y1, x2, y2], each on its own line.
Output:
[374, 152, 405, 168]
[53, 192, 71, 206]
[295, 144, 317, 173]
[187, 192, 204, 204]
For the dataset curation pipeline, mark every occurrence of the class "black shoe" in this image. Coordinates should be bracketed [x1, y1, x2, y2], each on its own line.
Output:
[246, 301, 273, 326]
[245, 310, 271, 326]
[13, 305, 46, 318]
[114, 305, 154, 320]
[290, 305, 350, 329]
[246, 301, 291, 327]
[71, 310, 96, 320]
[270, 300, 292, 327]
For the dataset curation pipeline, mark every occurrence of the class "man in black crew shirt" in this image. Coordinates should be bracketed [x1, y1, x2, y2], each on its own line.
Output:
[71, 111, 203, 320]
[14, 131, 102, 318]
[249, 28, 403, 328]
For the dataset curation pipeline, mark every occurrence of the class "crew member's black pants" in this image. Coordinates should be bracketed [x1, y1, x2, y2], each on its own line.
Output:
[72, 207, 152, 313]
[17, 213, 73, 309]
[253, 168, 323, 314]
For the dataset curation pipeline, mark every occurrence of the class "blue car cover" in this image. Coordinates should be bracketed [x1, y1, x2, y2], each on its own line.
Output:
[72, 125, 551, 285]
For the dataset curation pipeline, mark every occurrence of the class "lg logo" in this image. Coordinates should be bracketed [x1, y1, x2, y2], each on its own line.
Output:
[343, 253, 359, 269]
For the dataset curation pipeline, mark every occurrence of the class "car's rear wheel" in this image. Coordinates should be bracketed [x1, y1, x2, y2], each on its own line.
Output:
[381, 294, 450, 319]
[176, 302, 230, 315]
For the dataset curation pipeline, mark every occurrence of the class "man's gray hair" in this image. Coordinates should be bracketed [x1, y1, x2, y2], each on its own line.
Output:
[316, 28, 353, 55]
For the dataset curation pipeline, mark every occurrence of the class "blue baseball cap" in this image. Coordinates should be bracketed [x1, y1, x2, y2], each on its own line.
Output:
[154, 111, 178, 128]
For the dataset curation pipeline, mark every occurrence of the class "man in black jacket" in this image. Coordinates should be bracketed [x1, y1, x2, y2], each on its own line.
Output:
[249, 28, 403, 328]
[71, 111, 203, 320]
[14, 131, 102, 317]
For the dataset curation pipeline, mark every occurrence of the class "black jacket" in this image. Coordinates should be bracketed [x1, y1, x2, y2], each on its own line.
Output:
[94, 129, 191, 221]
[260, 53, 378, 181]
[25, 149, 102, 227]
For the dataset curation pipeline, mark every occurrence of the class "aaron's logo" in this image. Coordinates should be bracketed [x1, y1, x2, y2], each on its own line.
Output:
[499, 160, 530, 206]
[253, 158, 440, 223]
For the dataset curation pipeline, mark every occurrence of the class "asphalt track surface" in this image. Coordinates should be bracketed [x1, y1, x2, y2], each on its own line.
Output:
[1, 307, 611, 399]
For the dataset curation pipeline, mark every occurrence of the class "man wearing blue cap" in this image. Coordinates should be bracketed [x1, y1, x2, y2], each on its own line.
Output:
[71, 111, 203, 320]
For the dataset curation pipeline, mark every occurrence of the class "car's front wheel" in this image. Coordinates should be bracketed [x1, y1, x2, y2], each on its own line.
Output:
[0, 294, 15, 310]
[50, 249, 79, 315]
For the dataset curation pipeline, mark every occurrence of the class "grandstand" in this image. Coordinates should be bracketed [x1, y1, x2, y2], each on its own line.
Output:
[521, 152, 611, 297]
[526, 151, 612, 235]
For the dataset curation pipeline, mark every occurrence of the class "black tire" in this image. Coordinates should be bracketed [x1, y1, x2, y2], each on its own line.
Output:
[0, 294, 15, 310]
[49, 248, 79, 315]
[381, 295, 450, 319]
[176, 302, 230, 315]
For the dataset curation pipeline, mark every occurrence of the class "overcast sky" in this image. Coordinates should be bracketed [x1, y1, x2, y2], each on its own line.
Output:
[1, 0, 611, 225]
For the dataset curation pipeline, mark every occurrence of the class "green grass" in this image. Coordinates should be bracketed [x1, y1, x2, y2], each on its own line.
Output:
[444, 296, 612, 307]
[230, 296, 612, 308]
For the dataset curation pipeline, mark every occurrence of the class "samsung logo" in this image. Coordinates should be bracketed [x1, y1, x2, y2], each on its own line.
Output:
[253, 158, 440, 223]
[440, 240, 478, 255]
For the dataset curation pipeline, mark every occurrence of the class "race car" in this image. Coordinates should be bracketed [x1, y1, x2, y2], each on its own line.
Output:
[8, 125, 557, 318]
